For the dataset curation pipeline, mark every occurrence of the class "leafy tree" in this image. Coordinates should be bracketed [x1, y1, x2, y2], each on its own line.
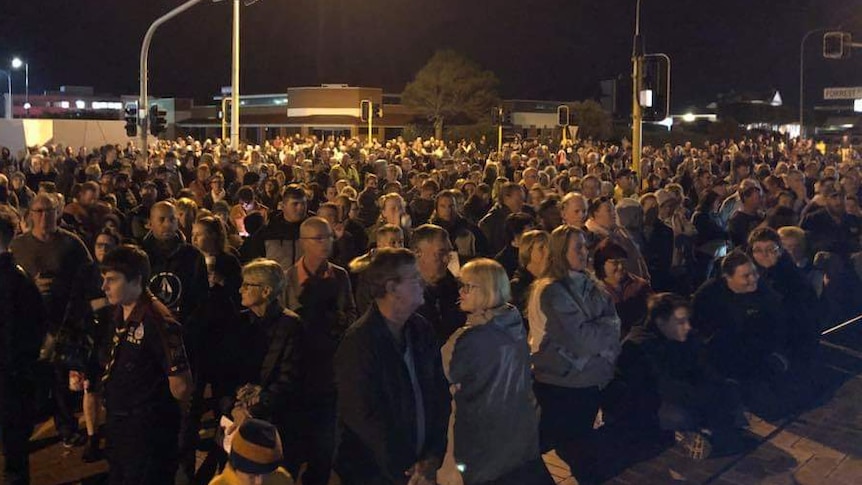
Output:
[402, 50, 499, 140]
[571, 100, 612, 141]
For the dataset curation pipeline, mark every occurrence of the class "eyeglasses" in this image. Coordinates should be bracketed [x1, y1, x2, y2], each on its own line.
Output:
[458, 281, 481, 293]
[752, 245, 780, 256]
[240, 282, 265, 290]
[300, 235, 334, 241]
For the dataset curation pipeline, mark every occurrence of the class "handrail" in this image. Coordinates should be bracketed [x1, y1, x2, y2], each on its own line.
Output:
[821, 313, 862, 336]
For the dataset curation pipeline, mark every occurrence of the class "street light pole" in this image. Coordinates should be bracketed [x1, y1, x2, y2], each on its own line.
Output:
[140, 0, 205, 157]
[632, 0, 644, 188]
[799, 28, 831, 140]
[0, 70, 11, 120]
[231, 0, 241, 149]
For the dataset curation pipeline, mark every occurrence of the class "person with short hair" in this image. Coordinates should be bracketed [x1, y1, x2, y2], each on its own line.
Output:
[479, 182, 532, 255]
[728, 186, 764, 249]
[441, 258, 554, 485]
[430, 189, 489, 263]
[509, 229, 550, 329]
[245, 184, 308, 269]
[495, 212, 537, 278]
[349, 224, 405, 316]
[585, 197, 650, 280]
[334, 248, 450, 485]
[594, 239, 653, 338]
[412, 224, 466, 344]
[100, 244, 193, 484]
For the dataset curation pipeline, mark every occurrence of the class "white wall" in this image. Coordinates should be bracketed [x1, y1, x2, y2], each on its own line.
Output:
[0, 119, 135, 154]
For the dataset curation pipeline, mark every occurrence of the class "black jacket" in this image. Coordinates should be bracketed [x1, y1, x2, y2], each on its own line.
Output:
[0, 252, 46, 381]
[431, 215, 489, 262]
[416, 271, 466, 345]
[141, 233, 208, 329]
[334, 304, 450, 484]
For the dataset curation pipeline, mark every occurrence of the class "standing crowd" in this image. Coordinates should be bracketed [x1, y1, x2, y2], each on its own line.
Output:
[0, 131, 860, 485]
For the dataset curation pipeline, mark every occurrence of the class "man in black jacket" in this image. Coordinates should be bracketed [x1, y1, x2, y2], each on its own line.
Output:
[412, 224, 466, 344]
[0, 208, 47, 484]
[243, 184, 308, 269]
[335, 248, 450, 485]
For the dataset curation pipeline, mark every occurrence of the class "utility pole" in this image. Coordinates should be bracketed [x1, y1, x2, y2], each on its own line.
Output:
[632, 0, 644, 188]
[140, 0, 205, 158]
[230, 0, 241, 149]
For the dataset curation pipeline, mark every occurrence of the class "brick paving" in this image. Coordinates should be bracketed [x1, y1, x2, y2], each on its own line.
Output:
[7, 333, 862, 485]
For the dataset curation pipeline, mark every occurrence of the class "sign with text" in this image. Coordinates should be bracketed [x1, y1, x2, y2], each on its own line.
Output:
[824, 87, 862, 100]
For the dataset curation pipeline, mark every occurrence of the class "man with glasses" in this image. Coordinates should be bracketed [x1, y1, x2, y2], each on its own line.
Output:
[10, 193, 92, 448]
[284, 217, 357, 485]
[412, 224, 466, 344]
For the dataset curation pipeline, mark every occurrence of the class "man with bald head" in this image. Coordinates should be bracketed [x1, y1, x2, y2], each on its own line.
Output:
[141, 200, 208, 481]
[284, 216, 357, 485]
[560, 192, 588, 229]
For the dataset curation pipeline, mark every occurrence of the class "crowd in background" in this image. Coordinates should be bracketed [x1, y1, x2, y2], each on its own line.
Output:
[0, 130, 861, 485]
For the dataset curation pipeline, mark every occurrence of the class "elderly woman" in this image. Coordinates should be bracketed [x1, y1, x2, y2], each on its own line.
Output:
[442, 259, 554, 485]
[527, 226, 621, 456]
[219, 259, 304, 477]
[593, 239, 653, 338]
[509, 230, 549, 328]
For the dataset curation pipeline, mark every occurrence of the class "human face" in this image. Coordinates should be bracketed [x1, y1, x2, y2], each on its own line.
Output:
[325, 186, 338, 201]
[593, 200, 616, 229]
[416, 236, 452, 282]
[436, 196, 456, 222]
[657, 307, 692, 342]
[582, 179, 600, 199]
[388, 264, 426, 315]
[565, 233, 589, 272]
[751, 240, 780, 269]
[101, 270, 141, 306]
[562, 197, 587, 228]
[726, 262, 759, 294]
[602, 258, 627, 287]
[528, 241, 549, 274]
[239, 275, 271, 309]
[94, 234, 117, 264]
[378, 231, 404, 249]
[30, 199, 58, 237]
[826, 193, 845, 217]
[300, 224, 334, 261]
[191, 223, 217, 254]
[282, 196, 308, 223]
[149, 206, 178, 240]
[79, 188, 98, 208]
[503, 189, 525, 213]
[382, 199, 404, 225]
[458, 274, 484, 314]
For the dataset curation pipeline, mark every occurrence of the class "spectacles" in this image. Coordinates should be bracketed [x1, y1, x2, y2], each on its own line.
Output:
[458, 281, 481, 293]
[752, 245, 780, 256]
[240, 282, 265, 290]
[301, 235, 333, 241]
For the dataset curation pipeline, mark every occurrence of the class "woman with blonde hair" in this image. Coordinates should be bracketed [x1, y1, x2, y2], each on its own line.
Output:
[527, 225, 621, 464]
[442, 258, 553, 485]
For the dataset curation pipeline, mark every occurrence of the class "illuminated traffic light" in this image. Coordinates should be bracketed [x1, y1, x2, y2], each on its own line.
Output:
[373, 103, 384, 118]
[360, 99, 371, 122]
[557, 105, 570, 126]
[491, 107, 502, 126]
[124, 103, 138, 137]
[824, 32, 852, 59]
[149, 104, 167, 137]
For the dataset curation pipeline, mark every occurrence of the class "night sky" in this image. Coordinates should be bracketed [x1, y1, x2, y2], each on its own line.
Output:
[2, 0, 860, 110]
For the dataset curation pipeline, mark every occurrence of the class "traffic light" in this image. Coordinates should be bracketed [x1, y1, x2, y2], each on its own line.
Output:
[373, 103, 384, 118]
[503, 109, 512, 125]
[491, 107, 502, 126]
[824, 32, 852, 59]
[557, 105, 570, 126]
[642, 54, 671, 122]
[124, 103, 138, 137]
[360, 99, 371, 122]
[149, 104, 167, 137]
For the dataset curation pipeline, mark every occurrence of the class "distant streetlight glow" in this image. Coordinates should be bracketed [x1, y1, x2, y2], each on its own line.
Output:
[11, 58, 23, 69]
[683, 113, 696, 122]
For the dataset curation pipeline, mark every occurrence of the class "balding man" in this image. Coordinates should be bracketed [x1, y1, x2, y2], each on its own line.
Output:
[284, 216, 357, 485]
[140, 200, 208, 481]
[560, 192, 588, 229]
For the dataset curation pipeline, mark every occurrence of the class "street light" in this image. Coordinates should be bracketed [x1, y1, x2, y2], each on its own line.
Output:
[11, 57, 29, 109]
[0, 70, 10, 120]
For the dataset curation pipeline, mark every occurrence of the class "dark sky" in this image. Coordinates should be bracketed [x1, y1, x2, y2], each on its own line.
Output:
[2, 0, 861, 110]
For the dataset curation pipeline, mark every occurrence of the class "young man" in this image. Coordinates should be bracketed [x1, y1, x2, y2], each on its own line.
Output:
[100, 245, 193, 483]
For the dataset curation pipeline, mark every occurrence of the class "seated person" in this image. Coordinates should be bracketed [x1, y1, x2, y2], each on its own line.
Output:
[608, 293, 745, 459]
[593, 239, 652, 338]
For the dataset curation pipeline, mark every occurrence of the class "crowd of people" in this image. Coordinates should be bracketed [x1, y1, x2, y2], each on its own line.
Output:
[0, 131, 860, 485]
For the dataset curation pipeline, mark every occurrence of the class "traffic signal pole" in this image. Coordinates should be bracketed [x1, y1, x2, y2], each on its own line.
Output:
[140, 0, 204, 159]
[631, 0, 645, 189]
[230, 0, 241, 149]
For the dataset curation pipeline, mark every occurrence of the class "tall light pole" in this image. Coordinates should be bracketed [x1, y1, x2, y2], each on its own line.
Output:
[231, 0, 241, 149]
[799, 27, 838, 140]
[0, 70, 11, 120]
[632, 0, 644, 187]
[11, 57, 28, 109]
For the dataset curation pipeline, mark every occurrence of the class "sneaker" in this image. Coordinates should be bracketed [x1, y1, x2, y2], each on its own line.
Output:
[81, 436, 102, 463]
[674, 431, 712, 460]
[62, 432, 87, 449]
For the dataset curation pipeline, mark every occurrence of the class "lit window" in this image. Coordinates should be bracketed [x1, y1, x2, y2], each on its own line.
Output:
[75, 100, 86, 110]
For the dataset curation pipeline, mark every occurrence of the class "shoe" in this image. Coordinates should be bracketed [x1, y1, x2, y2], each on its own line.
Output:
[674, 430, 712, 460]
[81, 435, 103, 463]
[62, 432, 87, 449]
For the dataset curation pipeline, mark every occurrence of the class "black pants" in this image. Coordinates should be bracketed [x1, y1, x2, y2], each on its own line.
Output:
[1, 379, 35, 485]
[534, 382, 601, 451]
[106, 406, 180, 485]
[44, 362, 79, 440]
[469, 458, 555, 485]
[296, 394, 336, 485]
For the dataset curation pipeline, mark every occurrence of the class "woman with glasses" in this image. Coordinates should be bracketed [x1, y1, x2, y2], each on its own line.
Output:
[442, 258, 553, 485]
[593, 239, 653, 339]
[527, 225, 621, 478]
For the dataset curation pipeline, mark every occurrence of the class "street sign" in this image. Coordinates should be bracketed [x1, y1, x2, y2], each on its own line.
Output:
[824, 87, 862, 100]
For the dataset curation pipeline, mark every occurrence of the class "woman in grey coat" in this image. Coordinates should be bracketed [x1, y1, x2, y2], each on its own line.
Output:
[527, 225, 622, 452]
[442, 258, 553, 485]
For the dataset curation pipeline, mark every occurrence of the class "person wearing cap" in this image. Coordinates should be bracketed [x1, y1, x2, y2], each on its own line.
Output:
[209, 419, 294, 485]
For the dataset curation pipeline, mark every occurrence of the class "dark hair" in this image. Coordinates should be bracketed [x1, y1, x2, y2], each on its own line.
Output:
[80, 180, 100, 194]
[101, 244, 151, 285]
[362, 248, 417, 299]
[740, 186, 761, 202]
[283, 184, 306, 201]
[411, 224, 450, 251]
[244, 212, 265, 235]
[696, 190, 722, 213]
[747, 226, 780, 247]
[0, 206, 18, 246]
[587, 196, 613, 219]
[646, 293, 691, 327]
[95, 227, 121, 246]
[720, 250, 753, 278]
[497, 182, 522, 205]
[503, 212, 535, 244]
[236, 186, 255, 203]
[593, 239, 629, 279]
[195, 216, 228, 253]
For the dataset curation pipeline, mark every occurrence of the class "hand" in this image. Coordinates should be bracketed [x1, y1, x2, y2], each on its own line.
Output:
[228, 406, 251, 434]
[405, 458, 439, 485]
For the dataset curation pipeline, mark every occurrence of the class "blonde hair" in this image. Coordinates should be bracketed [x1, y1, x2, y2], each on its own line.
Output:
[545, 225, 586, 281]
[242, 258, 285, 303]
[518, 230, 550, 268]
[461, 258, 510, 311]
[777, 226, 807, 252]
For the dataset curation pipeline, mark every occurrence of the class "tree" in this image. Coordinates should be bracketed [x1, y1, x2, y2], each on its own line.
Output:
[402, 50, 499, 140]
[571, 100, 612, 141]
